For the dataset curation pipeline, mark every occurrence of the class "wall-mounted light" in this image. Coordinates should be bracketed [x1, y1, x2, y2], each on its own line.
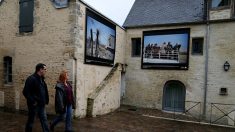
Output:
[224, 61, 230, 71]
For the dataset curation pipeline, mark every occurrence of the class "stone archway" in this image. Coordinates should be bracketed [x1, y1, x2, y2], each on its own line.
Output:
[163, 80, 186, 112]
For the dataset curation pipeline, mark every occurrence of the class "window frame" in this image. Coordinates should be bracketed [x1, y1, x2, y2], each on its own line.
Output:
[191, 37, 204, 55]
[19, 0, 34, 33]
[131, 38, 141, 57]
[3, 56, 13, 84]
[210, 0, 232, 10]
[233, 0, 235, 17]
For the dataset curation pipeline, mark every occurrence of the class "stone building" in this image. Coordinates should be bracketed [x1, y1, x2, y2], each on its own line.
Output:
[0, 0, 235, 124]
[0, 0, 126, 118]
[123, 0, 235, 122]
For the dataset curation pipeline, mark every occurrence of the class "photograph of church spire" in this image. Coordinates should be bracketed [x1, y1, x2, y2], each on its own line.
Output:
[142, 28, 190, 69]
[85, 8, 116, 66]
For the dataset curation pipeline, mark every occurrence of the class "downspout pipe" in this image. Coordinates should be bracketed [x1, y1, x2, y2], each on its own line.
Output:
[203, 0, 210, 117]
[73, 55, 78, 112]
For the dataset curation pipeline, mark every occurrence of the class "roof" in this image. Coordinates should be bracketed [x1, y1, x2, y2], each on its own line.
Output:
[123, 0, 206, 28]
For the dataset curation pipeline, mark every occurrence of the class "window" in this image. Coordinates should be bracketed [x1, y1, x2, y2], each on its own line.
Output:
[19, 0, 34, 33]
[211, 0, 230, 8]
[50, 0, 69, 9]
[0, 0, 4, 5]
[3, 56, 12, 84]
[192, 38, 203, 55]
[131, 38, 141, 57]
[234, 1, 235, 16]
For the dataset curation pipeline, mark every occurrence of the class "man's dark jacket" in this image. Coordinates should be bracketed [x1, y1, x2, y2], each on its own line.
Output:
[23, 73, 49, 106]
[55, 82, 75, 114]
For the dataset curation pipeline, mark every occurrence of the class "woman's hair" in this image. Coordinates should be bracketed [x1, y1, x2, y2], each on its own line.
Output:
[58, 70, 68, 83]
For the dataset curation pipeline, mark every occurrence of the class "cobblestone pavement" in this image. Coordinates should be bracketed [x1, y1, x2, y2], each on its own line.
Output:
[0, 106, 235, 132]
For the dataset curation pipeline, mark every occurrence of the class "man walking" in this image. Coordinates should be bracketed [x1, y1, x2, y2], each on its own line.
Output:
[23, 63, 49, 132]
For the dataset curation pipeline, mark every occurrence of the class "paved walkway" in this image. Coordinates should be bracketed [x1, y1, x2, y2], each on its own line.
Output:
[0, 106, 235, 132]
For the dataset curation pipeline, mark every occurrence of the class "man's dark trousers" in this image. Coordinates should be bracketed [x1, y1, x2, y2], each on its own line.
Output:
[25, 102, 49, 132]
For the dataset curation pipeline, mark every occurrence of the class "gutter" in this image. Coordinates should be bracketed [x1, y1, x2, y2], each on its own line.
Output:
[73, 55, 78, 111]
[123, 19, 235, 29]
[203, 0, 210, 117]
[123, 21, 207, 29]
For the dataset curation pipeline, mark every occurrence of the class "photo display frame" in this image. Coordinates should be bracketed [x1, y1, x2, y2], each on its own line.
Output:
[142, 28, 190, 70]
[85, 8, 116, 67]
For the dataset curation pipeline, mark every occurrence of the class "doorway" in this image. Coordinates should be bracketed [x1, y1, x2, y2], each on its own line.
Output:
[163, 80, 186, 112]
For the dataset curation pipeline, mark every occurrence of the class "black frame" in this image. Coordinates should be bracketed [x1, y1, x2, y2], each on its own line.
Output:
[0, 0, 4, 5]
[233, 0, 235, 16]
[19, 0, 34, 33]
[84, 8, 116, 67]
[141, 28, 190, 70]
[3, 56, 12, 84]
[192, 37, 204, 55]
[131, 38, 141, 57]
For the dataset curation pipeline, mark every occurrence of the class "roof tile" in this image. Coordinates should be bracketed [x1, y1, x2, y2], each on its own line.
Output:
[123, 0, 205, 27]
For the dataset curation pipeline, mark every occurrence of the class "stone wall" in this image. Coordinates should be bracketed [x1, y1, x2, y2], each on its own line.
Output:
[0, 0, 235, 122]
[210, 9, 232, 20]
[124, 22, 235, 121]
[207, 22, 235, 103]
[123, 25, 207, 109]
[206, 22, 235, 120]
[0, 0, 76, 113]
[0, 0, 126, 117]
[86, 63, 123, 117]
[92, 66, 122, 116]
[73, 1, 126, 117]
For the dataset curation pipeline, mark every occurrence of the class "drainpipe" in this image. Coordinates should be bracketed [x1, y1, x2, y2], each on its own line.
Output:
[73, 55, 78, 113]
[203, 0, 210, 117]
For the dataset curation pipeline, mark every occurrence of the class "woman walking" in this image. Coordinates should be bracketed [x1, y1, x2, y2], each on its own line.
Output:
[50, 70, 75, 132]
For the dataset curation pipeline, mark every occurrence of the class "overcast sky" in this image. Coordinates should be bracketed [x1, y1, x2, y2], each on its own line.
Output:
[82, 0, 135, 26]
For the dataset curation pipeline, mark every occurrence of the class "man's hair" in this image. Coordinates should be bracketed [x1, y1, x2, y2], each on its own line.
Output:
[35, 63, 46, 72]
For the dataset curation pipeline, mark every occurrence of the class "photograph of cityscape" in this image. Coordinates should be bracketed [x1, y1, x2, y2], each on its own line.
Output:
[85, 9, 116, 66]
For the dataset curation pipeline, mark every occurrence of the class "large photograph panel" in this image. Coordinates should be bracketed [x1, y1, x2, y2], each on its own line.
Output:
[142, 28, 190, 69]
[85, 9, 116, 66]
